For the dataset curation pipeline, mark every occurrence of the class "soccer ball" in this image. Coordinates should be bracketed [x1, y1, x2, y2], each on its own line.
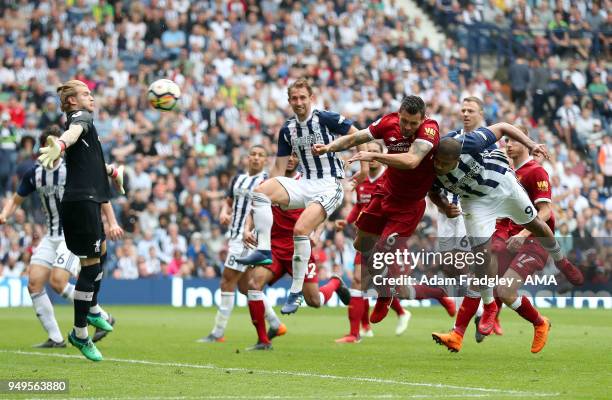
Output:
[147, 79, 181, 111]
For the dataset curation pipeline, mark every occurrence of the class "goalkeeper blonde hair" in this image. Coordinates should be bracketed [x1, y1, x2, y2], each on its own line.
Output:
[57, 80, 88, 112]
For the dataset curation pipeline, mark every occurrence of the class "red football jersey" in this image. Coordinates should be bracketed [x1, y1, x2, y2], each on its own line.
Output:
[496, 158, 555, 236]
[272, 206, 302, 240]
[347, 169, 385, 224]
[368, 113, 439, 208]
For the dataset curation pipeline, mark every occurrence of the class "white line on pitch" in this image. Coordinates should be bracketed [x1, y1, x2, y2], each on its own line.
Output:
[22, 395, 543, 400]
[1, 350, 559, 398]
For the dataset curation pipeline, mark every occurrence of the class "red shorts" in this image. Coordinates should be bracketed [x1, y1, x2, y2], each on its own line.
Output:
[355, 194, 425, 238]
[491, 230, 510, 254]
[493, 233, 548, 280]
[266, 246, 318, 286]
[354, 252, 362, 265]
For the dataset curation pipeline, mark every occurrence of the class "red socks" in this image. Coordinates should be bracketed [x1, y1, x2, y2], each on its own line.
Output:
[361, 297, 370, 327]
[247, 291, 270, 344]
[495, 297, 503, 318]
[348, 295, 364, 337]
[515, 296, 543, 325]
[453, 296, 481, 337]
[390, 297, 405, 315]
[319, 277, 341, 303]
[370, 297, 392, 323]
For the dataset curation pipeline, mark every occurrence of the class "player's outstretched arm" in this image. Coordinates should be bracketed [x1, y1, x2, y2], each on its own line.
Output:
[349, 140, 432, 170]
[487, 123, 549, 159]
[0, 194, 25, 225]
[37, 124, 84, 168]
[312, 128, 373, 156]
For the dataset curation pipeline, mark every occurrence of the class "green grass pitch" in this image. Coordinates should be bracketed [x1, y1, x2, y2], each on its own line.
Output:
[0, 306, 610, 399]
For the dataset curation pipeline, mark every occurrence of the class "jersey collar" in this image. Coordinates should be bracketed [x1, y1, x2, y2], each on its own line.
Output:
[248, 170, 266, 177]
[460, 125, 485, 134]
[514, 156, 533, 171]
[368, 167, 385, 183]
[295, 108, 313, 124]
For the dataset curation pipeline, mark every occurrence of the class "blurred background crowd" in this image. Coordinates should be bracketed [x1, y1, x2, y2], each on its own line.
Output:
[0, 0, 609, 285]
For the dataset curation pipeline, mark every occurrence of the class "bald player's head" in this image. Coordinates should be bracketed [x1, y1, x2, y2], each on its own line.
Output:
[433, 137, 462, 175]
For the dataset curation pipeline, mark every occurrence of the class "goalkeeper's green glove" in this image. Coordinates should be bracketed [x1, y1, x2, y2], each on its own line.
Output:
[38, 136, 65, 169]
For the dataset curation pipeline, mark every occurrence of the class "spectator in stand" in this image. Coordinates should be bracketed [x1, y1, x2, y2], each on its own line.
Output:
[599, 136, 612, 188]
[549, 10, 571, 56]
[508, 55, 530, 107]
[555, 95, 581, 147]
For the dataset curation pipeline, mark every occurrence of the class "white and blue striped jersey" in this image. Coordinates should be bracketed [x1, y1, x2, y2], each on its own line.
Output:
[277, 109, 353, 179]
[17, 161, 67, 238]
[441, 126, 497, 204]
[434, 127, 509, 199]
[227, 171, 267, 239]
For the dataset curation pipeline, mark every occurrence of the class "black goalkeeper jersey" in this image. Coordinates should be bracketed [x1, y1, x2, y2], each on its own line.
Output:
[62, 109, 111, 203]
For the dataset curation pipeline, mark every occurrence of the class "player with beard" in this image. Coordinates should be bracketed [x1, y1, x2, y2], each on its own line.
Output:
[315, 96, 456, 324]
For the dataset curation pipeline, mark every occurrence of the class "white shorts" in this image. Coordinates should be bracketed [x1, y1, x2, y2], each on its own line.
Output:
[224, 238, 249, 272]
[31, 236, 80, 277]
[437, 212, 470, 252]
[276, 176, 344, 216]
[461, 172, 536, 247]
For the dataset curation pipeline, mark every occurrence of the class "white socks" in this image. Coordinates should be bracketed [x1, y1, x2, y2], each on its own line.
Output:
[74, 326, 88, 339]
[509, 297, 522, 310]
[88, 304, 109, 320]
[290, 235, 310, 293]
[61, 283, 75, 302]
[543, 241, 563, 261]
[252, 192, 273, 251]
[31, 290, 63, 343]
[212, 291, 235, 338]
[263, 295, 280, 329]
[480, 287, 494, 305]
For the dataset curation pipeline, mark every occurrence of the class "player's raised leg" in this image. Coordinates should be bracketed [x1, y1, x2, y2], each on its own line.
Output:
[239, 179, 290, 265]
[302, 273, 351, 310]
[520, 217, 583, 285]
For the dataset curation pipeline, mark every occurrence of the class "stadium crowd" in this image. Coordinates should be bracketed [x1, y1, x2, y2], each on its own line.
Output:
[0, 0, 609, 285]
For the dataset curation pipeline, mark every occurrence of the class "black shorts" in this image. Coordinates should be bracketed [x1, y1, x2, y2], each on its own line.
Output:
[60, 200, 105, 258]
